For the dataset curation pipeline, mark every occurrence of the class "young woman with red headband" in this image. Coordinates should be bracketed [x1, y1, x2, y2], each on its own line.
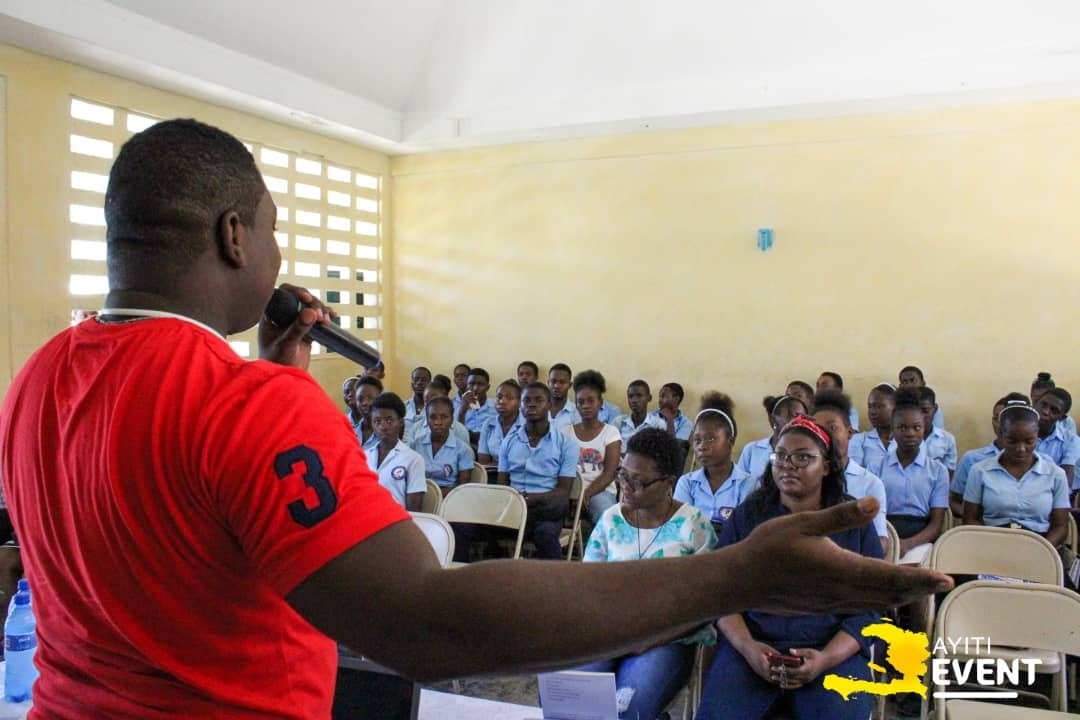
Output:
[698, 414, 882, 720]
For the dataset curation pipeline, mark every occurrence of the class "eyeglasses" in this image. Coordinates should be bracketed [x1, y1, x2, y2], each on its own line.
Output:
[616, 468, 668, 491]
[769, 451, 823, 469]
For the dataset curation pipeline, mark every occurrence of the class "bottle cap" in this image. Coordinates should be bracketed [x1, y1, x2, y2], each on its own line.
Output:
[15, 579, 28, 594]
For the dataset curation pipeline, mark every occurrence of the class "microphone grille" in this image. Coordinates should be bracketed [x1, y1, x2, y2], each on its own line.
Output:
[265, 288, 300, 326]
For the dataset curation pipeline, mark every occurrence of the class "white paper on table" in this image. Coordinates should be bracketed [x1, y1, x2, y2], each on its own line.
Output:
[537, 671, 617, 720]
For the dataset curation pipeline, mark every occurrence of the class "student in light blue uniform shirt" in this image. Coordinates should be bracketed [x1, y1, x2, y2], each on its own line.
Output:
[1034, 387, 1080, 489]
[898, 365, 945, 429]
[847, 383, 896, 476]
[613, 380, 666, 450]
[948, 393, 1025, 516]
[546, 363, 579, 432]
[918, 387, 958, 474]
[457, 368, 496, 438]
[405, 377, 471, 449]
[477, 380, 524, 465]
[497, 382, 579, 560]
[411, 395, 474, 494]
[352, 375, 383, 451]
[369, 393, 427, 509]
[962, 402, 1071, 546]
[598, 399, 622, 425]
[451, 363, 470, 417]
[736, 394, 808, 479]
[879, 388, 949, 561]
[649, 382, 693, 441]
[1030, 372, 1077, 434]
[343, 376, 361, 429]
[674, 395, 757, 534]
[403, 366, 431, 426]
[812, 390, 888, 546]
[815, 371, 861, 430]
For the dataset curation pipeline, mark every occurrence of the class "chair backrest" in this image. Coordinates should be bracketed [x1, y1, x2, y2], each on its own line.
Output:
[421, 479, 442, 514]
[410, 512, 455, 566]
[440, 484, 528, 558]
[563, 473, 585, 561]
[1067, 512, 1078, 554]
[885, 521, 900, 564]
[929, 525, 1063, 585]
[470, 464, 489, 485]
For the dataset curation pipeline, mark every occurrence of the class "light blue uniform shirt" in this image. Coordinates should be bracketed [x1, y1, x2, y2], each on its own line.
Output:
[404, 397, 423, 424]
[462, 398, 496, 433]
[848, 406, 860, 432]
[924, 426, 959, 471]
[1037, 422, 1080, 483]
[674, 466, 758, 526]
[498, 424, 579, 494]
[951, 442, 1000, 497]
[963, 453, 1070, 533]
[736, 437, 773, 479]
[373, 440, 427, 507]
[1064, 415, 1077, 435]
[848, 430, 890, 476]
[549, 401, 581, 433]
[933, 407, 945, 430]
[598, 400, 622, 425]
[361, 430, 380, 458]
[410, 432, 474, 488]
[878, 446, 950, 517]
[844, 460, 888, 538]
[405, 414, 471, 448]
[612, 412, 667, 449]
[478, 416, 523, 460]
[648, 409, 692, 441]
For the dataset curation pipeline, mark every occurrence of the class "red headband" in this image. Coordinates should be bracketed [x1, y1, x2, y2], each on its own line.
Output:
[781, 414, 832, 449]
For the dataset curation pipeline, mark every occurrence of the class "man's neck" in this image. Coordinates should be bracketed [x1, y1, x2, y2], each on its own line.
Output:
[630, 409, 646, 424]
[526, 420, 550, 437]
[551, 396, 567, 412]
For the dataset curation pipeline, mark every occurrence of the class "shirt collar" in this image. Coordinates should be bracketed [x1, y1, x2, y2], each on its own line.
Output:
[96, 308, 225, 339]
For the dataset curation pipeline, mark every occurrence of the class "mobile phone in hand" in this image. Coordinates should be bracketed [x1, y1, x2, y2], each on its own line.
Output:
[767, 652, 805, 668]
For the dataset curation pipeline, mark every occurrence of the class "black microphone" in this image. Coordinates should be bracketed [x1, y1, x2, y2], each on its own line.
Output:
[264, 288, 381, 368]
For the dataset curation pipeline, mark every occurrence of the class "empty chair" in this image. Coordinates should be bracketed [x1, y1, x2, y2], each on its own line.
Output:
[440, 484, 528, 560]
[409, 512, 455, 566]
[933, 581, 1080, 720]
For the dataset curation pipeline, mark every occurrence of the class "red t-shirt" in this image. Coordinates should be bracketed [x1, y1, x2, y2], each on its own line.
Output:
[0, 317, 408, 719]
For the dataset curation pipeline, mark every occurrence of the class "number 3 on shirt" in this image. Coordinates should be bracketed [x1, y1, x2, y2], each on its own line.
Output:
[274, 445, 339, 528]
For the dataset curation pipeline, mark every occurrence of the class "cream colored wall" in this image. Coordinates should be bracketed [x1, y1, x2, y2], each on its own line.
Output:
[391, 100, 1080, 455]
[0, 44, 390, 403]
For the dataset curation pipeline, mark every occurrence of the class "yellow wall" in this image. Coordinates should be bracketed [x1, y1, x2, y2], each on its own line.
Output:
[390, 100, 1080, 454]
[0, 44, 390, 402]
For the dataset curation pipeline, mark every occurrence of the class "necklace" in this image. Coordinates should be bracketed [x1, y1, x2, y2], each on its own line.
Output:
[635, 501, 677, 559]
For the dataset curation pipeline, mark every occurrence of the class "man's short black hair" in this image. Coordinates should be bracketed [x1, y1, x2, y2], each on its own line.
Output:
[105, 119, 265, 284]
[524, 381, 553, 401]
[549, 363, 572, 378]
[429, 375, 452, 393]
[468, 367, 490, 382]
[518, 360, 539, 374]
[358, 375, 384, 393]
[371, 392, 406, 419]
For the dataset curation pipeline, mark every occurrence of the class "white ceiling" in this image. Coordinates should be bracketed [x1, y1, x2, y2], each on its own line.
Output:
[4, 0, 1080, 154]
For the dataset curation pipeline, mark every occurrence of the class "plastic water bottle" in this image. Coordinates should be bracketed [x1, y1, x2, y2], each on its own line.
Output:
[4, 579, 37, 702]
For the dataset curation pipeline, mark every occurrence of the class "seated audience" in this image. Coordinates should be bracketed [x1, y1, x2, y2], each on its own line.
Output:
[451, 363, 470, 415]
[548, 363, 580, 431]
[517, 360, 539, 388]
[457, 367, 496, 443]
[812, 391, 888, 549]
[1035, 387, 1080, 489]
[949, 393, 1026, 517]
[848, 383, 895, 475]
[578, 428, 717, 720]
[697, 415, 881, 720]
[410, 396, 474, 496]
[674, 392, 755, 534]
[1031, 371, 1076, 434]
[477, 380, 523, 466]
[917, 387, 958, 476]
[962, 400, 1070, 550]
[353, 375, 383, 455]
[564, 371, 622, 524]
[816, 371, 859, 430]
[897, 365, 944, 429]
[784, 380, 815, 413]
[878, 388, 949, 564]
[342, 376, 361, 429]
[613, 380, 666, 449]
[404, 366, 431, 429]
[650, 382, 692, 441]
[736, 395, 808, 479]
[369, 393, 426, 511]
[405, 374, 470, 447]
[494, 382, 578, 560]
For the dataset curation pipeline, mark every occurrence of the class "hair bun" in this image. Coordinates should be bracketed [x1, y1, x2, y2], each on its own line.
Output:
[1037, 372, 1053, 381]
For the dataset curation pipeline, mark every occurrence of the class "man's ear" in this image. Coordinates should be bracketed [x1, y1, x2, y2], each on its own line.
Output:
[217, 210, 247, 268]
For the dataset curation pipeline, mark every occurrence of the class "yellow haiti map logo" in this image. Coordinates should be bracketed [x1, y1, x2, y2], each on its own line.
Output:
[823, 620, 929, 700]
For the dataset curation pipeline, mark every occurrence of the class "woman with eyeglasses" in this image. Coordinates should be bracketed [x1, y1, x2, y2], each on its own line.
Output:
[697, 415, 882, 720]
[578, 428, 717, 720]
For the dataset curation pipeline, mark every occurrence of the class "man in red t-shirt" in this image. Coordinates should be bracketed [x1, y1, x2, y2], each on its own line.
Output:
[0, 120, 949, 719]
